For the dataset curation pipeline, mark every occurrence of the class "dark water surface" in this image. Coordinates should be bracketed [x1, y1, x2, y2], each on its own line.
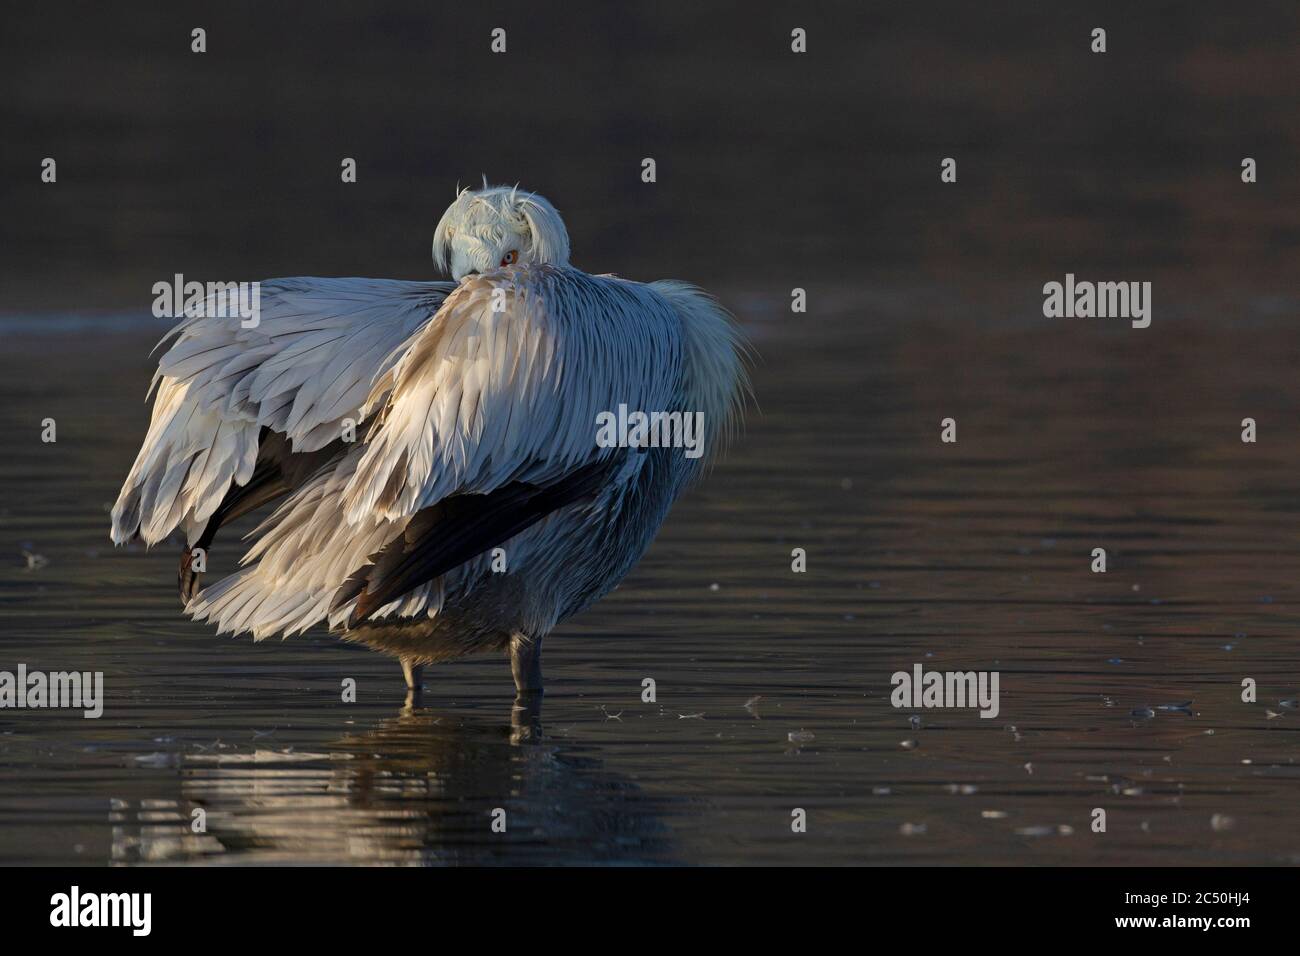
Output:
[2, 286, 1298, 866]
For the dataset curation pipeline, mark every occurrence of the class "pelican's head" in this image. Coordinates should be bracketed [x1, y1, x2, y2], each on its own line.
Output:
[433, 183, 570, 280]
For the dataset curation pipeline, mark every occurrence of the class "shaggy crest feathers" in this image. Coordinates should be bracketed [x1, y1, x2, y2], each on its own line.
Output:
[432, 183, 570, 274]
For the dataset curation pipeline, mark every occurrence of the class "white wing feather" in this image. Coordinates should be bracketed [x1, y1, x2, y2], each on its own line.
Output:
[111, 277, 453, 545]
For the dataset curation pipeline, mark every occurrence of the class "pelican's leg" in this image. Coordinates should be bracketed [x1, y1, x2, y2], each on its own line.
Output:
[400, 657, 425, 690]
[399, 657, 425, 709]
[509, 632, 544, 696]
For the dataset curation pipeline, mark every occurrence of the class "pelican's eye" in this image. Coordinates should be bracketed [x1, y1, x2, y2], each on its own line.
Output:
[500, 250, 519, 266]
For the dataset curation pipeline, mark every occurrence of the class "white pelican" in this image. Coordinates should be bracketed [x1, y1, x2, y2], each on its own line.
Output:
[112, 184, 747, 698]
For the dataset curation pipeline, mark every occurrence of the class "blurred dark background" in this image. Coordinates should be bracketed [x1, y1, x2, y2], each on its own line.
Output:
[2, 0, 1296, 312]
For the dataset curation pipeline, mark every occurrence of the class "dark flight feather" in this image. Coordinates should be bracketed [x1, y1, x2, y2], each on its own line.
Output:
[335, 455, 621, 627]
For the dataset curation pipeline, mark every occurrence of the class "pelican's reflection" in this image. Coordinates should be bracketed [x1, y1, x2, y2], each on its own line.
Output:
[111, 694, 671, 864]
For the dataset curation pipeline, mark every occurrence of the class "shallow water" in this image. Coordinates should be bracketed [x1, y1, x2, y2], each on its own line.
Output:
[2, 288, 1299, 865]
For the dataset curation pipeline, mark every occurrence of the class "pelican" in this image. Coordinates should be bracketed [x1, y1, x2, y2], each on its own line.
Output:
[111, 184, 747, 700]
